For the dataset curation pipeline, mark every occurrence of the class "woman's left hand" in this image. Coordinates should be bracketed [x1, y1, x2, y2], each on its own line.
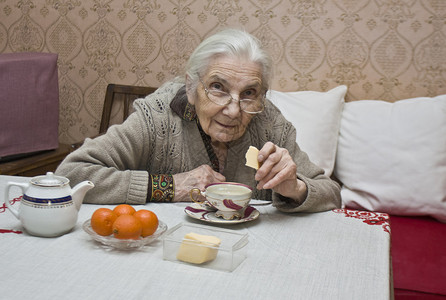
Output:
[255, 142, 307, 202]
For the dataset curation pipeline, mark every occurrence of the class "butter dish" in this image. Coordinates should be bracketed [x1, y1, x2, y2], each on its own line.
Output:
[163, 222, 248, 272]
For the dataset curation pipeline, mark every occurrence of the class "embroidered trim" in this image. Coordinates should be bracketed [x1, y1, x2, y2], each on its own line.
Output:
[1, 196, 23, 234]
[168, 84, 219, 172]
[0, 229, 22, 234]
[150, 174, 175, 202]
[0, 196, 21, 213]
[170, 85, 197, 121]
[183, 102, 196, 121]
[196, 120, 219, 172]
[332, 208, 390, 233]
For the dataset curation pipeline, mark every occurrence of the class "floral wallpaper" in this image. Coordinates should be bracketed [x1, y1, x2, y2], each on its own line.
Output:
[0, 0, 445, 144]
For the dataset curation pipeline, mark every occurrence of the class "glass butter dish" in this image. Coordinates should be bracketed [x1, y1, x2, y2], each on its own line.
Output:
[163, 222, 248, 272]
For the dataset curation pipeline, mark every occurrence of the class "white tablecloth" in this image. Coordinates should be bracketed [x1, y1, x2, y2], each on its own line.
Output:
[0, 175, 392, 300]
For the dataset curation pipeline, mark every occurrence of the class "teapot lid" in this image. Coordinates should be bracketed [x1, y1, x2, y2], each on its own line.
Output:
[31, 172, 69, 187]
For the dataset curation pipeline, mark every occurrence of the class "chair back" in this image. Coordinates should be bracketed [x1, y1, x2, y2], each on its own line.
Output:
[0, 53, 59, 159]
[100, 84, 156, 134]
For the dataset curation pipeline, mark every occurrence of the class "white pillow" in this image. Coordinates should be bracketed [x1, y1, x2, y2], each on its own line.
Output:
[267, 85, 347, 176]
[334, 95, 446, 222]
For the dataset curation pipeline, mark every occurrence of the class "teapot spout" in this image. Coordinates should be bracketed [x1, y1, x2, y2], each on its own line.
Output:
[71, 181, 94, 210]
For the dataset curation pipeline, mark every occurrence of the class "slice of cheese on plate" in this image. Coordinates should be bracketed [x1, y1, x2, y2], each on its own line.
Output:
[176, 232, 221, 264]
[245, 146, 260, 170]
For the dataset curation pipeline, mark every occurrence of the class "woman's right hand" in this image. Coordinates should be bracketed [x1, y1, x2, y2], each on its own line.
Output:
[172, 165, 226, 202]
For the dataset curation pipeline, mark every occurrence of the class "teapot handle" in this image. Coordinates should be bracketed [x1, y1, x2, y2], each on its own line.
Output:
[4, 182, 28, 219]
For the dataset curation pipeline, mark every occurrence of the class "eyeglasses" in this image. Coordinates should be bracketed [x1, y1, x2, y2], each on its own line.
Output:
[199, 78, 265, 114]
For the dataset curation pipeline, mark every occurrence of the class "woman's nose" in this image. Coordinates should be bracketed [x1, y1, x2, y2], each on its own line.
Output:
[223, 95, 242, 116]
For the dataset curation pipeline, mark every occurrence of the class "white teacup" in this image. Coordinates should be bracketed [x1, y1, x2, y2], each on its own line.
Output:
[189, 182, 252, 220]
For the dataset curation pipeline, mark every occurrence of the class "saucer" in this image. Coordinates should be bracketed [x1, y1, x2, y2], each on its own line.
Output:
[184, 203, 259, 224]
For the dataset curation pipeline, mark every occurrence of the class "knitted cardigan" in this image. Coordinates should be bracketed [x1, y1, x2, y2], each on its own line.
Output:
[56, 80, 341, 213]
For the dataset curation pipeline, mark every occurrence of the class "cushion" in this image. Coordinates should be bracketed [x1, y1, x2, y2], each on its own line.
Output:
[267, 85, 347, 176]
[335, 95, 446, 222]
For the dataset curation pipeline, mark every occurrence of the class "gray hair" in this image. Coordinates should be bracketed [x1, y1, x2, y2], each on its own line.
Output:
[184, 29, 273, 93]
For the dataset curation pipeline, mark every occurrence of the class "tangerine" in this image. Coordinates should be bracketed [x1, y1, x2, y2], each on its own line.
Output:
[134, 209, 159, 237]
[113, 204, 136, 217]
[90, 208, 117, 236]
[112, 214, 142, 240]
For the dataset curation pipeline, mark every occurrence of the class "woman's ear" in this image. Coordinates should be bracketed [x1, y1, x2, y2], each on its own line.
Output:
[185, 74, 195, 105]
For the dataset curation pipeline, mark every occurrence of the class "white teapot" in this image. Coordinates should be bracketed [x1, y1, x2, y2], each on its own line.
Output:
[4, 172, 94, 237]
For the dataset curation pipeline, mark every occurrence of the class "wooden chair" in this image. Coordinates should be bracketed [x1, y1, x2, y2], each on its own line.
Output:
[99, 84, 157, 134]
[71, 84, 157, 150]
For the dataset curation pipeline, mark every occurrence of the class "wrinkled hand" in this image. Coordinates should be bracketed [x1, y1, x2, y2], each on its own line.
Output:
[255, 142, 307, 202]
[172, 165, 226, 202]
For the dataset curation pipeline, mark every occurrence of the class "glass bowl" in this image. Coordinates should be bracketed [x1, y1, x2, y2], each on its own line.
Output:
[83, 219, 167, 250]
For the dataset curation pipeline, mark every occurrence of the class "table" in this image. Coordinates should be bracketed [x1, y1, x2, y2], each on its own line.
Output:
[0, 175, 393, 300]
[0, 144, 73, 176]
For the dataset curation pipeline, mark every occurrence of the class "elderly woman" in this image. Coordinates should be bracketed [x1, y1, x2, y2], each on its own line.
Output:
[56, 29, 341, 213]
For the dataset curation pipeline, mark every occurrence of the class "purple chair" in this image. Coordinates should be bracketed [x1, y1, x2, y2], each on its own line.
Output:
[0, 52, 59, 160]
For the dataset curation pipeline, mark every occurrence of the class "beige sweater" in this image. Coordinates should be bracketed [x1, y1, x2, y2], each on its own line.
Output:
[56, 81, 341, 213]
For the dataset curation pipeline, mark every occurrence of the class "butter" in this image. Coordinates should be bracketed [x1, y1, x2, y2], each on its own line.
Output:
[245, 146, 260, 169]
[176, 232, 221, 264]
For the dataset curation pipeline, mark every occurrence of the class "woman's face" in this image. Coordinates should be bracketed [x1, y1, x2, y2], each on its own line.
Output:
[187, 56, 263, 143]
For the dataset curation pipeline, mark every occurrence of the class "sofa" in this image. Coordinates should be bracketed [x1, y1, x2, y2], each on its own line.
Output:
[268, 87, 446, 299]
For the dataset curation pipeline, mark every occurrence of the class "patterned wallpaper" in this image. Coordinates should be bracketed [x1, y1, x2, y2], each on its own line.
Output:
[0, 0, 445, 144]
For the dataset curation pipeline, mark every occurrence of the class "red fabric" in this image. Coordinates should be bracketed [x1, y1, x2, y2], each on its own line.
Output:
[394, 289, 446, 300]
[390, 215, 446, 296]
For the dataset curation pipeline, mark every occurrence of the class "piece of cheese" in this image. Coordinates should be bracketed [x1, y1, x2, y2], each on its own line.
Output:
[176, 232, 221, 264]
[245, 146, 260, 169]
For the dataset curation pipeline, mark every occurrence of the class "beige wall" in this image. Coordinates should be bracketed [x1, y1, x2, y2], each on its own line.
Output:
[1, 0, 445, 144]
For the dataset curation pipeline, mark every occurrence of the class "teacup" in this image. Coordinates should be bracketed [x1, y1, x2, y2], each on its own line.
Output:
[189, 182, 252, 220]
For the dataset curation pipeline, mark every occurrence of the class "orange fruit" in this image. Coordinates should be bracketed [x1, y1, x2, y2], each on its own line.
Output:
[90, 208, 118, 236]
[113, 204, 136, 217]
[134, 209, 159, 237]
[112, 214, 142, 240]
